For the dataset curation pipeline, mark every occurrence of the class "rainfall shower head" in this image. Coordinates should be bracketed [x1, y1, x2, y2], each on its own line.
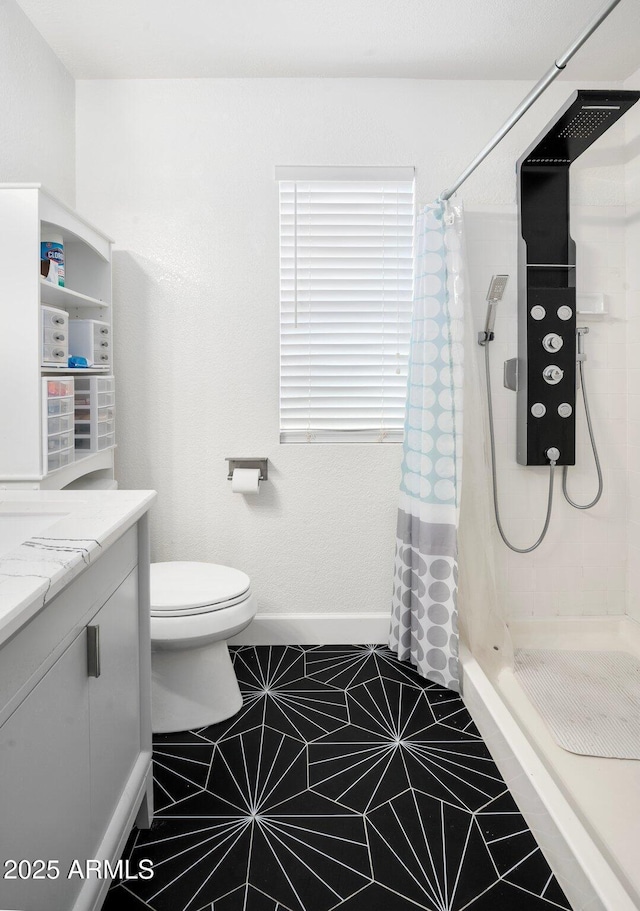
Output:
[517, 89, 640, 280]
[479, 274, 508, 346]
[518, 89, 639, 168]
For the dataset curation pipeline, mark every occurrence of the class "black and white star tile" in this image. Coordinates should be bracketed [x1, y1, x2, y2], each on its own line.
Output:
[103, 645, 571, 911]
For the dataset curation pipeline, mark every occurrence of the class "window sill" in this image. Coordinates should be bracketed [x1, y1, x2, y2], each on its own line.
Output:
[280, 430, 404, 444]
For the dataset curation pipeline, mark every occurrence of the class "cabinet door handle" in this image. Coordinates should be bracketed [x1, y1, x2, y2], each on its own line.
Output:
[87, 625, 101, 678]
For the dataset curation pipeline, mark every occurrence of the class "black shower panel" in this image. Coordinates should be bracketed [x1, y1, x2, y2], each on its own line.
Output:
[516, 89, 639, 466]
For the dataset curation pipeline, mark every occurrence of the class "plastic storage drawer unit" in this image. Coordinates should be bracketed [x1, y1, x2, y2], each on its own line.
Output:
[74, 375, 116, 453]
[68, 319, 111, 367]
[41, 306, 68, 365]
[43, 377, 75, 473]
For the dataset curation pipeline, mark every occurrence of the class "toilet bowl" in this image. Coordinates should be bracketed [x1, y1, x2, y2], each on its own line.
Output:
[150, 561, 257, 733]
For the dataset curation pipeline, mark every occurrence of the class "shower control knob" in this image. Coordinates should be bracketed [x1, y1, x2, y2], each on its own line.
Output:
[543, 365, 564, 385]
[558, 403, 573, 418]
[557, 305, 573, 321]
[546, 447, 561, 462]
[531, 403, 546, 418]
[543, 333, 563, 352]
[530, 305, 546, 321]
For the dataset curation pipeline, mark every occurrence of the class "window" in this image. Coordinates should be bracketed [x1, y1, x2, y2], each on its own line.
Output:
[278, 166, 415, 442]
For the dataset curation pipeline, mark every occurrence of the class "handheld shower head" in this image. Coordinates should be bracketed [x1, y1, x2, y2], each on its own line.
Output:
[487, 274, 509, 302]
[479, 274, 509, 345]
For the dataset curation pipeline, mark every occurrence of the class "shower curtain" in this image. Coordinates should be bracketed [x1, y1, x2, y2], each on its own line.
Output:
[389, 200, 465, 691]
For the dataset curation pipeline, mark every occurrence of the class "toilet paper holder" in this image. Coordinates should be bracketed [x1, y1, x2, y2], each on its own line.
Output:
[226, 457, 269, 481]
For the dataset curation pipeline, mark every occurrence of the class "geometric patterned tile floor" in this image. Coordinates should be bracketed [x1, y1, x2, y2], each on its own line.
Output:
[102, 645, 572, 911]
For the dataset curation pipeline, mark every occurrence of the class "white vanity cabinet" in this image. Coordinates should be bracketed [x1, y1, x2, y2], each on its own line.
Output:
[0, 515, 153, 911]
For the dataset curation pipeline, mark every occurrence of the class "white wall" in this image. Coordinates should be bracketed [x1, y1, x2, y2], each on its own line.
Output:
[624, 68, 640, 624]
[75, 77, 629, 620]
[0, 0, 75, 205]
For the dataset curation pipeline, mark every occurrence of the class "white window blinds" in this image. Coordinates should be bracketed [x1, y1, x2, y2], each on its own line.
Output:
[278, 167, 415, 442]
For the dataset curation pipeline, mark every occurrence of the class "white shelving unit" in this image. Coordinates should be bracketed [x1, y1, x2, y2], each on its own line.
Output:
[0, 184, 116, 490]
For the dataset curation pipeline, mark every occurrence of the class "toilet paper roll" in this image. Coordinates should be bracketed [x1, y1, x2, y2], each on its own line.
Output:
[231, 468, 261, 494]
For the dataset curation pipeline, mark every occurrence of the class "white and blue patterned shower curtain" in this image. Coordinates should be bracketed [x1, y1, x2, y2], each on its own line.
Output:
[389, 200, 465, 691]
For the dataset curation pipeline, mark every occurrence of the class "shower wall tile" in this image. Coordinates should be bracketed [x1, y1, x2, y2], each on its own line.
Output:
[606, 591, 627, 614]
[582, 565, 611, 592]
[600, 394, 627, 422]
[624, 235, 640, 291]
[494, 558, 509, 594]
[625, 72, 640, 627]
[507, 566, 535, 592]
[606, 322, 629, 346]
[582, 541, 626, 569]
[629, 338, 640, 360]
[549, 567, 583, 593]
[579, 591, 610, 615]
[598, 419, 627, 467]
[607, 343, 628, 368]
[579, 517, 627, 545]
[627, 545, 640, 620]
[626, 518, 640, 554]
[533, 591, 559, 614]
[467, 200, 628, 622]
[507, 592, 535, 618]
[531, 542, 583, 568]
[599, 369, 627, 396]
[628, 502, 640, 530]
[627, 469, 640, 502]
[627, 419, 640, 452]
[557, 591, 584, 615]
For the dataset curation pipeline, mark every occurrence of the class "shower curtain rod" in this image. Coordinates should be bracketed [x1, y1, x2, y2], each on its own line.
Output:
[439, 0, 625, 201]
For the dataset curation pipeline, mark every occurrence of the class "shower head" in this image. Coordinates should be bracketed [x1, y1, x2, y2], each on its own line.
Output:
[479, 274, 508, 345]
[516, 90, 640, 297]
[487, 274, 508, 303]
[518, 89, 639, 169]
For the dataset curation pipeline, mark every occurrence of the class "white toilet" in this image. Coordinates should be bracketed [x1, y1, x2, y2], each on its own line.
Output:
[150, 561, 257, 733]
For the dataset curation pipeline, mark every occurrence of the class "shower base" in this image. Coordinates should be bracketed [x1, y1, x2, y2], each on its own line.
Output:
[461, 616, 640, 911]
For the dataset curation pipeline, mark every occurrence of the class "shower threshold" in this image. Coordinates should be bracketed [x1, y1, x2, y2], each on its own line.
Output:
[461, 616, 640, 911]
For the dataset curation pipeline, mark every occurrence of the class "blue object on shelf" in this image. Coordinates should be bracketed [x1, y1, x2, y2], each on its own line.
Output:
[68, 356, 89, 368]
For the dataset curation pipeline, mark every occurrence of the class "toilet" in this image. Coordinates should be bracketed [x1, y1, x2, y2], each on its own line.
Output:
[149, 561, 257, 733]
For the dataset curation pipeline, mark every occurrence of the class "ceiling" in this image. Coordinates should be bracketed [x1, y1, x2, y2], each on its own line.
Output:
[15, 0, 640, 81]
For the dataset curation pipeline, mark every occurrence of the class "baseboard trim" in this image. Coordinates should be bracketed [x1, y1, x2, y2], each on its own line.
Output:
[228, 612, 390, 646]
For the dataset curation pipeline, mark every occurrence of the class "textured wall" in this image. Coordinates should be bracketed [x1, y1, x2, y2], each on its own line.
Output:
[625, 68, 640, 624]
[0, 0, 75, 205]
[75, 77, 628, 618]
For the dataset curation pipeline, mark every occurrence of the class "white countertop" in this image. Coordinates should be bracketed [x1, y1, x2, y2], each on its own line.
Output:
[0, 489, 156, 645]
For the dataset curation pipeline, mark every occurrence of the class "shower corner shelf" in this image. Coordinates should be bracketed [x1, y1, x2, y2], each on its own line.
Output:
[576, 293, 607, 317]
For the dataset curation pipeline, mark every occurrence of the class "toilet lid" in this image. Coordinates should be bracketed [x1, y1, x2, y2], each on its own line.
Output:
[151, 561, 251, 614]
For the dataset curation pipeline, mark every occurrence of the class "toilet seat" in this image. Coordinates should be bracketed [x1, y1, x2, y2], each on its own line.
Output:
[151, 561, 251, 617]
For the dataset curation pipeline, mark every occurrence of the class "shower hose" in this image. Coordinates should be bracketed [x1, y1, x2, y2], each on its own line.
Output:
[484, 339, 603, 554]
[561, 355, 603, 509]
